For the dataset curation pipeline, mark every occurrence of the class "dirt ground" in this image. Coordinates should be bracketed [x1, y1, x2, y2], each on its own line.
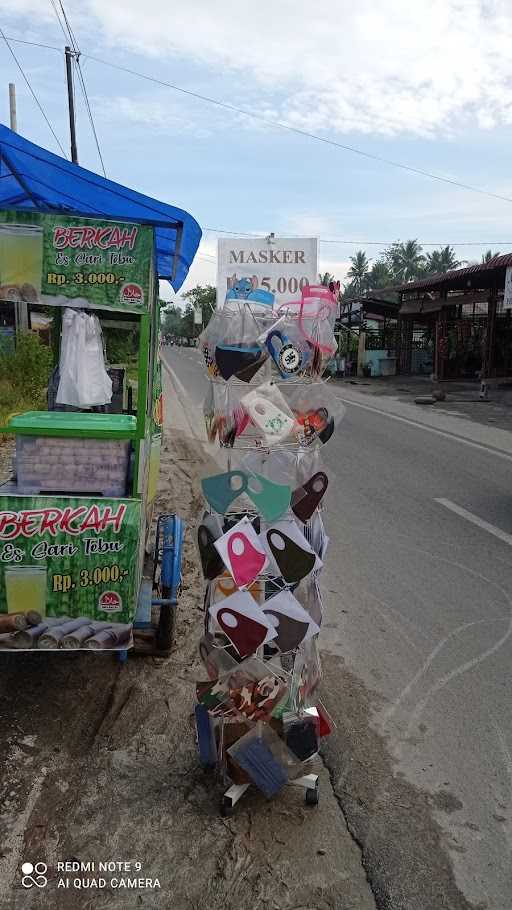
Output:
[0, 378, 375, 910]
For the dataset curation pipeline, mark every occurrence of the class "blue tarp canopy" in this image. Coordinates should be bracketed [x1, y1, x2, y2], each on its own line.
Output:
[0, 123, 201, 291]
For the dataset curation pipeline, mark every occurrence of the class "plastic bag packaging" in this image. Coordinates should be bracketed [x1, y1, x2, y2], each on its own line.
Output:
[280, 380, 346, 447]
[241, 381, 297, 445]
[199, 302, 270, 382]
[205, 381, 254, 447]
[228, 722, 302, 796]
[203, 380, 217, 443]
[295, 577, 324, 627]
[282, 708, 320, 761]
[57, 308, 112, 407]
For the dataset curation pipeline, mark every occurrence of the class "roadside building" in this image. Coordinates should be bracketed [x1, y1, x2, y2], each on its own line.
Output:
[394, 256, 512, 383]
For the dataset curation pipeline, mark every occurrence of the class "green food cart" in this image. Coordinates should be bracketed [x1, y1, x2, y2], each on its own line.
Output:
[0, 124, 201, 655]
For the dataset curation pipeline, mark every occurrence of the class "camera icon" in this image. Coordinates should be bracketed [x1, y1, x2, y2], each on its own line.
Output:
[21, 862, 48, 889]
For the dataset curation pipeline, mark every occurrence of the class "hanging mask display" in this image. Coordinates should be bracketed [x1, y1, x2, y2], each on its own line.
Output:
[195, 284, 336, 811]
[291, 471, 328, 522]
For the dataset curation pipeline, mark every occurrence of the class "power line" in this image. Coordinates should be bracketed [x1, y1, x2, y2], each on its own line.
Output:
[0, 26, 67, 156]
[3, 36, 61, 52]
[81, 53, 512, 207]
[5, 33, 512, 213]
[202, 227, 509, 248]
[48, 0, 68, 41]
[75, 58, 107, 176]
[5, 32, 512, 207]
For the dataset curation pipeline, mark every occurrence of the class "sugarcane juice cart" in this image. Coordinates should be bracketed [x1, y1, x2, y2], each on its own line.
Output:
[0, 124, 201, 656]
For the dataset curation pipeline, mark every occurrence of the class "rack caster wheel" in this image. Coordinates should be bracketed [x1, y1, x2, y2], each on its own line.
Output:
[221, 797, 234, 817]
[305, 783, 319, 806]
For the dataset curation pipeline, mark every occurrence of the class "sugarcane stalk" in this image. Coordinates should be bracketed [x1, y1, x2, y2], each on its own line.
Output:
[0, 613, 28, 633]
[38, 617, 92, 649]
[61, 621, 113, 649]
[85, 625, 132, 650]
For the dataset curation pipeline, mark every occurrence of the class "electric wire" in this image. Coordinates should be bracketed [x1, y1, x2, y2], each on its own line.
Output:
[4, 34, 512, 234]
[80, 53, 512, 207]
[49, 1, 107, 176]
[0, 26, 67, 156]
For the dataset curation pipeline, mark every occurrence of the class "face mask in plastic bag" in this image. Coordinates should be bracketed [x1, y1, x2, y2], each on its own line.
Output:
[263, 589, 320, 652]
[209, 589, 276, 657]
[214, 516, 268, 588]
[241, 381, 297, 445]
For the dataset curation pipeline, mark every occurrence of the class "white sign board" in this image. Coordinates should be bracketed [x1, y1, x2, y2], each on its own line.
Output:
[505, 266, 512, 309]
[217, 237, 318, 307]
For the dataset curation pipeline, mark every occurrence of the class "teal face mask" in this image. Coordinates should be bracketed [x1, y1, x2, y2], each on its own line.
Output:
[246, 473, 291, 522]
[201, 471, 247, 514]
[201, 470, 291, 520]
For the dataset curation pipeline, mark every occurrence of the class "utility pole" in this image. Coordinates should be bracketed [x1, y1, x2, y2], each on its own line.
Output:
[9, 83, 17, 131]
[65, 46, 78, 163]
[7, 82, 29, 332]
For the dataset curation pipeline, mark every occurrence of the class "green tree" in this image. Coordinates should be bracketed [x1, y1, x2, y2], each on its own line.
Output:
[385, 240, 425, 282]
[482, 249, 500, 263]
[181, 284, 216, 331]
[319, 271, 334, 286]
[347, 251, 370, 293]
[368, 259, 392, 289]
[162, 304, 184, 339]
[425, 246, 461, 274]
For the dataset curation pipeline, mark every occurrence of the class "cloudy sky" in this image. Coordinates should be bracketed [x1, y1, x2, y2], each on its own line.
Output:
[2, 0, 512, 298]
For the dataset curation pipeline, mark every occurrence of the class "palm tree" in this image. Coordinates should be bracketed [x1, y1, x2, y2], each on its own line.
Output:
[347, 251, 370, 293]
[368, 259, 392, 289]
[385, 240, 425, 282]
[319, 271, 334, 286]
[482, 249, 500, 263]
[425, 246, 461, 274]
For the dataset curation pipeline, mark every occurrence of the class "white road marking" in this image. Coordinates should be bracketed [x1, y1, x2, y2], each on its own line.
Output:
[435, 497, 512, 547]
[337, 395, 512, 464]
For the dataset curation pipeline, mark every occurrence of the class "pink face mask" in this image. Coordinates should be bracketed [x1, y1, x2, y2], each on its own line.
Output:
[227, 531, 267, 588]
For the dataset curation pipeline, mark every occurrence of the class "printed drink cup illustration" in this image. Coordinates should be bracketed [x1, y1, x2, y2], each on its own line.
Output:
[5, 566, 47, 616]
[0, 225, 43, 299]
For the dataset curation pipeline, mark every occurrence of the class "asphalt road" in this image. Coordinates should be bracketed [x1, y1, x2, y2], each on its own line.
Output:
[165, 344, 512, 910]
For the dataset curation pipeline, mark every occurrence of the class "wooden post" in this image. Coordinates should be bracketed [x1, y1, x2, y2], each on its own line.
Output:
[481, 292, 497, 399]
[9, 83, 17, 131]
[357, 329, 366, 377]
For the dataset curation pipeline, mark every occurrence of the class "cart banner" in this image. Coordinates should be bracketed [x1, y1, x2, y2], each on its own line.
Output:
[0, 210, 153, 313]
[0, 495, 142, 650]
[217, 236, 318, 307]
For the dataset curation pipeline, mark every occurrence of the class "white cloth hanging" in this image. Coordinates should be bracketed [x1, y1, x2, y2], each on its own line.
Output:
[56, 308, 112, 407]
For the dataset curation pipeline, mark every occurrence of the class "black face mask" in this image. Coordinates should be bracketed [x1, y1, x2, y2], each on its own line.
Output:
[263, 609, 310, 652]
[198, 524, 225, 580]
[215, 344, 264, 381]
[266, 528, 316, 584]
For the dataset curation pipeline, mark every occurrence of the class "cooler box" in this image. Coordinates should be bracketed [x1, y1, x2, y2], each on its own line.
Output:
[9, 412, 135, 497]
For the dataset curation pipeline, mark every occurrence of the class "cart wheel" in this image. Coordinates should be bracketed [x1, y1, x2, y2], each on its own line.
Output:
[305, 783, 319, 806]
[117, 649, 128, 664]
[221, 797, 234, 817]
